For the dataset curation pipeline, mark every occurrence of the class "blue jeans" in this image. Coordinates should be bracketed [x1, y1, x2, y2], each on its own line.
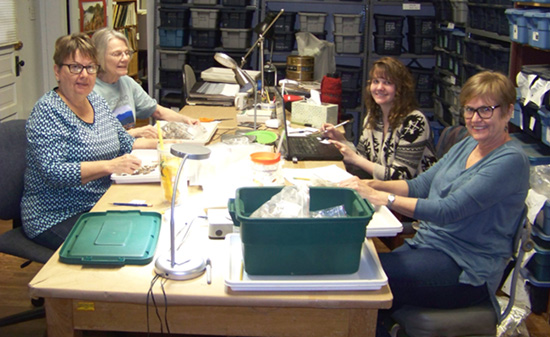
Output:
[376, 243, 490, 337]
[31, 212, 87, 250]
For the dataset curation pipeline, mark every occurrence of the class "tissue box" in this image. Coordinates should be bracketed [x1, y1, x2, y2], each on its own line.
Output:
[291, 101, 338, 128]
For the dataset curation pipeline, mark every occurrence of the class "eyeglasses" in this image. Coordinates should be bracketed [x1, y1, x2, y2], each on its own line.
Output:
[110, 50, 135, 58]
[62, 63, 99, 74]
[462, 105, 500, 119]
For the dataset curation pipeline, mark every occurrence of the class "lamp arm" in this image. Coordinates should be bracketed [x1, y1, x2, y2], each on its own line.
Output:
[239, 9, 285, 68]
[170, 154, 188, 268]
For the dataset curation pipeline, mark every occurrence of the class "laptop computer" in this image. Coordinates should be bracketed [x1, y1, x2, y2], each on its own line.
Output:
[273, 87, 343, 162]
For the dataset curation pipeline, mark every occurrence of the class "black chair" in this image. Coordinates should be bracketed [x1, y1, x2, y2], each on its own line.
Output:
[0, 119, 55, 327]
[389, 205, 534, 337]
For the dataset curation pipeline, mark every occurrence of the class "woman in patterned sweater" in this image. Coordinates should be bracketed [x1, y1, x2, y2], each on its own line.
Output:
[322, 57, 436, 180]
[21, 34, 157, 250]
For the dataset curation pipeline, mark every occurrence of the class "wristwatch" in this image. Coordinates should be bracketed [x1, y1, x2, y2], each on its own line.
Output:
[387, 194, 396, 208]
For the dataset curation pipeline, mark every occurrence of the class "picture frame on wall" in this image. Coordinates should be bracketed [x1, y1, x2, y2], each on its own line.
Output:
[79, 0, 107, 33]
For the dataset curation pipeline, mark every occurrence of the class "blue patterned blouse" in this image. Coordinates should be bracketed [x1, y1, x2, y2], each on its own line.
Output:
[21, 89, 135, 239]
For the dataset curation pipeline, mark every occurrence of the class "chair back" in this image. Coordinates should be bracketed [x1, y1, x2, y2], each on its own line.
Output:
[0, 119, 28, 227]
[435, 125, 469, 159]
[183, 64, 196, 99]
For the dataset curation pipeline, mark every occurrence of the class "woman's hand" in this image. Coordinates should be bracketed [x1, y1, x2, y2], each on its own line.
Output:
[331, 140, 361, 164]
[109, 154, 142, 175]
[80, 154, 143, 184]
[128, 125, 158, 139]
[184, 116, 200, 125]
[320, 123, 346, 142]
[338, 176, 388, 206]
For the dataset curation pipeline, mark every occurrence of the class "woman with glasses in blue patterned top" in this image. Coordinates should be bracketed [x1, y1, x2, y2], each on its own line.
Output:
[21, 33, 157, 250]
[92, 28, 198, 139]
[340, 71, 530, 336]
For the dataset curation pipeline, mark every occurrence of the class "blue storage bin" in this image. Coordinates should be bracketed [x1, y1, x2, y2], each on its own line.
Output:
[159, 28, 189, 48]
[533, 224, 550, 250]
[511, 88, 524, 128]
[536, 200, 550, 236]
[539, 106, 550, 147]
[506, 8, 535, 44]
[510, 132, 550, 166]
[525, 11, 550, 50]
[522, 102, 543, 140]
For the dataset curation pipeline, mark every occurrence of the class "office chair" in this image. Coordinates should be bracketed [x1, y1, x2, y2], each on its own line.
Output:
[160, 64, 196, 109]
[389, 205, 534, 337]
[0, 119, 55, 327]
[183, 64, 196, 102]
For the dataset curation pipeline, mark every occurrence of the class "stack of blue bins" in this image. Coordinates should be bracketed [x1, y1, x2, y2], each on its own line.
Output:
[524, 202, 550, 314]
[512, 132, 550, 314]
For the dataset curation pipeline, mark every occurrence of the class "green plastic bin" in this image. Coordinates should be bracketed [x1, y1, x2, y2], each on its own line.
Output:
[228, 187, 374, 276]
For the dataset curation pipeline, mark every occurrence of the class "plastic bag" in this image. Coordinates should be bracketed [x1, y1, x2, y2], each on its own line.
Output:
[311, 205, 347, 218]
[251, 184, 310, 218]
[496, 296, 531, 337]
[162, 122, 206, 140]
[296, 32, 336, 82]
[529, 165, 550, 199]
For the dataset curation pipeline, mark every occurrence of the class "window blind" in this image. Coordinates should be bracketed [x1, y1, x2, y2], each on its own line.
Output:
[0, 0, 16, 46]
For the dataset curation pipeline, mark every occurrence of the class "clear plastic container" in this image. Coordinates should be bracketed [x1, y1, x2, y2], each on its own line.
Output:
[158, 144, 185, 204]
[250, 152, 283, 186]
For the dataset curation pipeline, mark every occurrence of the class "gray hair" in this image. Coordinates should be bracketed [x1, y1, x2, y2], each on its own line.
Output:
[91, 28, 130, 74]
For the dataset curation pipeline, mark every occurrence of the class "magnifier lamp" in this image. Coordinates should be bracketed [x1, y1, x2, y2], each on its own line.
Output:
[154, 144, 211, 281]
[214, 52, 259, 130]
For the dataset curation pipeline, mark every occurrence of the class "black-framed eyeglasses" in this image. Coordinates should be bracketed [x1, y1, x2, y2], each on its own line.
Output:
[62, 63, 99, 74]
[462, 105, 500, 119]
[110, 50, 135, 58]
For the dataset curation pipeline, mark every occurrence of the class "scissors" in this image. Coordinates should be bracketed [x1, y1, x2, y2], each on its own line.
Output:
[199, 117, 233, 123]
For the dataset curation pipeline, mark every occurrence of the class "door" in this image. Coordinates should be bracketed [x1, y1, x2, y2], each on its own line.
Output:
[0, 45, 20, 121]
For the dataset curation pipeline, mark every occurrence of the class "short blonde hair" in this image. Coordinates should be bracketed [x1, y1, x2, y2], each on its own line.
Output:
[460, 71, 515, 116]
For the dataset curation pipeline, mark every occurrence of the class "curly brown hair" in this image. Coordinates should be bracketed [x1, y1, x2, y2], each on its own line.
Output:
[365, 57, 418, 130]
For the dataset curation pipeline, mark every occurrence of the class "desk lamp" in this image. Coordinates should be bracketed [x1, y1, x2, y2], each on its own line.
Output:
[214, 52, 259, 130]
[238, 9, 284, 100]
[155, 144, 211, 281]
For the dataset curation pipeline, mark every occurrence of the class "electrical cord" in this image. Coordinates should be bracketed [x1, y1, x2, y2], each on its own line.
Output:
[146, 274, 170, 335]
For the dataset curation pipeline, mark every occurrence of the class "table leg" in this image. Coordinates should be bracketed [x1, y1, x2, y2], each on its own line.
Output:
[45, 298, 82, 337]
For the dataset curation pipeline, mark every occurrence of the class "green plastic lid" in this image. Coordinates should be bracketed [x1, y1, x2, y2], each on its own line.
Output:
[59, 210, 161, 266]
[245, 130, 278, 144]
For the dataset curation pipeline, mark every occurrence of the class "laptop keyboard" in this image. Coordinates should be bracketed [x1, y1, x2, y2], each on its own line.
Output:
[291, 137, 318, 153]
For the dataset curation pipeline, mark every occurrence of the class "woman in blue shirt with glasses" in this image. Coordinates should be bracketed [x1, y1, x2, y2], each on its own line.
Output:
[339, 71, 529, 336]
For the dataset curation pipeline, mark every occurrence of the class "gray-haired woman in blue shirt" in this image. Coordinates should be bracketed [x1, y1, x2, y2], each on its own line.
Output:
[339, 71, 529, 336]
[21, 33, 157, 250]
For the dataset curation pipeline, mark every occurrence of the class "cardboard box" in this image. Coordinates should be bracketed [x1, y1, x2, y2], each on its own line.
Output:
[291, 101, 338, 128]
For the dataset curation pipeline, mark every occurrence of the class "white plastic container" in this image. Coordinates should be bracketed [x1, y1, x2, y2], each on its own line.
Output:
[220, 28, 252, 49]
[250, 152, 283, 186]
[190, 8, 219, 29]
[333, 13, 362, 34]
[298, 12, 327, 34]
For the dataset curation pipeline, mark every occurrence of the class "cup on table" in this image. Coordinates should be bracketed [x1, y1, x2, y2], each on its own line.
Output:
[158, 144, 184, 204]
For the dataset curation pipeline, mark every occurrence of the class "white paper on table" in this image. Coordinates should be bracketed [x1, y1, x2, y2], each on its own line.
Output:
[283, 164, 353, 186]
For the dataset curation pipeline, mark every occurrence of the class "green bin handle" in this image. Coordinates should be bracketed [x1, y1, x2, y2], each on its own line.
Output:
[227, 198, 239, 227]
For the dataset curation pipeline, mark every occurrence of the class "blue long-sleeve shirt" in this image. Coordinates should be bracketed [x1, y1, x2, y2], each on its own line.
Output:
[406, 136, 529, 298]
[21, 89, 135, 239]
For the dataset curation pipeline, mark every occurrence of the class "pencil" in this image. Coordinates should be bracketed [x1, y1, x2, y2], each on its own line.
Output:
[293, 177, 310, 181]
